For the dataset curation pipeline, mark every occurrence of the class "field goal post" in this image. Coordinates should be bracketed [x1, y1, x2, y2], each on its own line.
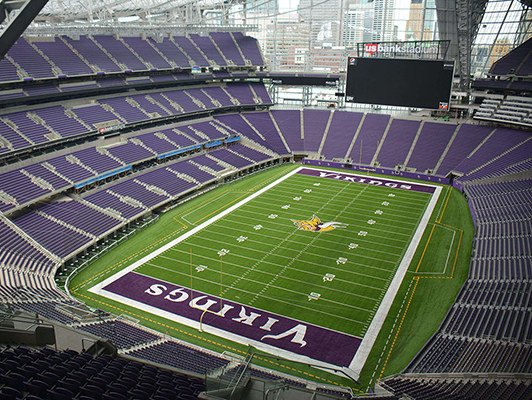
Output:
[189, 248, 225, 332]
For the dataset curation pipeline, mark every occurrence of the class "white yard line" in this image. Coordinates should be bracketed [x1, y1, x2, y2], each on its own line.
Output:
[141, 263, 374, 322]
[147, 260, 381, 302]
[89, 167, 302, 293]
[435, 185, 450, 221]
[443, 230, 456, 275]
[89, 166, 442, 378]
[157, 253, 387, 289]
[164, 248, 391, 283]
[347, 184, 441, 379]
[419, 224, 456, 275]
[181, 191, 236, 225]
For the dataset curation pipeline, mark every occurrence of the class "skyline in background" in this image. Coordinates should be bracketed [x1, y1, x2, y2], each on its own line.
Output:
[273, 0, 421, 41]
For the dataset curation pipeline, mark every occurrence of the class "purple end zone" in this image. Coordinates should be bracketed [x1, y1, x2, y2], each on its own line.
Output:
[103, 272, 362, 367]
[298, 168, 436, 194]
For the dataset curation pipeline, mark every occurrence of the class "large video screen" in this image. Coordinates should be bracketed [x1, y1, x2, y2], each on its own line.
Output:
[345, 58, 454, 110]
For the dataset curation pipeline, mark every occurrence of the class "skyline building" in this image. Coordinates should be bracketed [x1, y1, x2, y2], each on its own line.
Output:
[371, 0, 396, 41]
[342, 1, 375, 48]
[298, 0, 344, 48]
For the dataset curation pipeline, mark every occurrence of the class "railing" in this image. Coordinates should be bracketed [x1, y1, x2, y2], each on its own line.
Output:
[63, 228, 137, 298]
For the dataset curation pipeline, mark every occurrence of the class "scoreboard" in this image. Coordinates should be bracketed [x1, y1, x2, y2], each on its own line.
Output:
[345, 58, 454, 110]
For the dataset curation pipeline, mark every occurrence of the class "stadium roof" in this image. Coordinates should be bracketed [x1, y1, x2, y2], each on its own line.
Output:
[36, 0, 227, 23]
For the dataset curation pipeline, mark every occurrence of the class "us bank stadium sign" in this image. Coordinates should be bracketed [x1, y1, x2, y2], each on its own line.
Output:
[357, 40, 450, 60]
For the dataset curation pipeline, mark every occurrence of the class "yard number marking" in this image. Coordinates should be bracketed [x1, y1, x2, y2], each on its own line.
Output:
[323, 273, 335, 282]
[217, 248, 230, 256]
[308, 292, 321, 301]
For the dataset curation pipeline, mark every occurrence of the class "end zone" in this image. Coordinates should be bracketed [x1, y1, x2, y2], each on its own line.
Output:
[87, 167, 441, 380]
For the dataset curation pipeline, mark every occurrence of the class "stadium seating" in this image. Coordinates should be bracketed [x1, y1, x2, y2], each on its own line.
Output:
[216, 112, 291, 155]
[12, 211, 93, 259]
[472, 37, 532, 130]
[406, 122, 457, 173]
[75, 320, 161, 349]
[1, 33, 264, 83]
[489, 37, 532, 77]
[33, 200, 124, 237]
[126, 339, 315, 391]
[401, 176, 532, 390]
[0, 83, 272, 155]
[434, 123, 494, 177]
[376, 119, 421, 168]
[14, 301, 82, 325]
[126, 340, 230, 375]
[406, 334, 532, 374]
[4, 104, 531, 264]
[1, 29, 532, 399]
[346, 113, 390, 165]
[475, 95, 532, 126]
[0, 346, 206, 400]
[449, 127, 530, 179]
[320, 111, 364, 161]
[381, 376, 532, 399]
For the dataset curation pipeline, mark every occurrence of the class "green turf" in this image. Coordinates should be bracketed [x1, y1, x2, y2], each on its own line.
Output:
[68, 164, 473, 395]
[135, 170, 432, 340]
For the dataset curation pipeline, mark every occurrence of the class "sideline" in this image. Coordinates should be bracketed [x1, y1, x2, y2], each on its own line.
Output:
[89, 167, 302, 292]
[348, 183, 441, 379]
[89, 166, 442, 380]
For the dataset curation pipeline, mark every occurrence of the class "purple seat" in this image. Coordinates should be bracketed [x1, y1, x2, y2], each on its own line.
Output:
[80, 365, 99, 377]
[102, 392, 128, 400]
[58, 377, 81, 393]
[127, 388, 151, 399]
[118, 376, 136, 389]
[87, 376, 109, 387]
[1, 373, 25, 390]
[137, 382, 157, 394]
[80, 384, 104, 399]
[17, 354, 36, 365]
[48, 392, 74, 400]
[179, 394, 198, 400]
[18, 365, 40, 380]
[1, 360, 21, 371]
[35, 371, 60, 386]
[49, 366, 69, 379]
[1, 386, 22, 400]
[68, 370, 90, 383]
[106, 382, 129, 395]
[25, 379, 50, 397]
[104, 365, 121, 377]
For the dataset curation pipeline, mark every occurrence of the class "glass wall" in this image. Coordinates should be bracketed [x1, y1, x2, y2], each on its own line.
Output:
[233, 0, 530, 77]
[471, 0, 532, 77]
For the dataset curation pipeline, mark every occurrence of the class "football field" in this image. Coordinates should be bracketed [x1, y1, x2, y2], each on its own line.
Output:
[90, 166, 441, 378]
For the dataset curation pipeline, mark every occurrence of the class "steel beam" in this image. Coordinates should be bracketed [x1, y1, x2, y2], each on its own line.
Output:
[0, 0, 49, 60]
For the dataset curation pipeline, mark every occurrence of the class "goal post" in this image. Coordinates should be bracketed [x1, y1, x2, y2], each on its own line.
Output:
[189, 247, 225, 332]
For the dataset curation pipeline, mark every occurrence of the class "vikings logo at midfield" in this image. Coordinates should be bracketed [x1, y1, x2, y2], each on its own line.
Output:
[291, 215, 348, 232]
